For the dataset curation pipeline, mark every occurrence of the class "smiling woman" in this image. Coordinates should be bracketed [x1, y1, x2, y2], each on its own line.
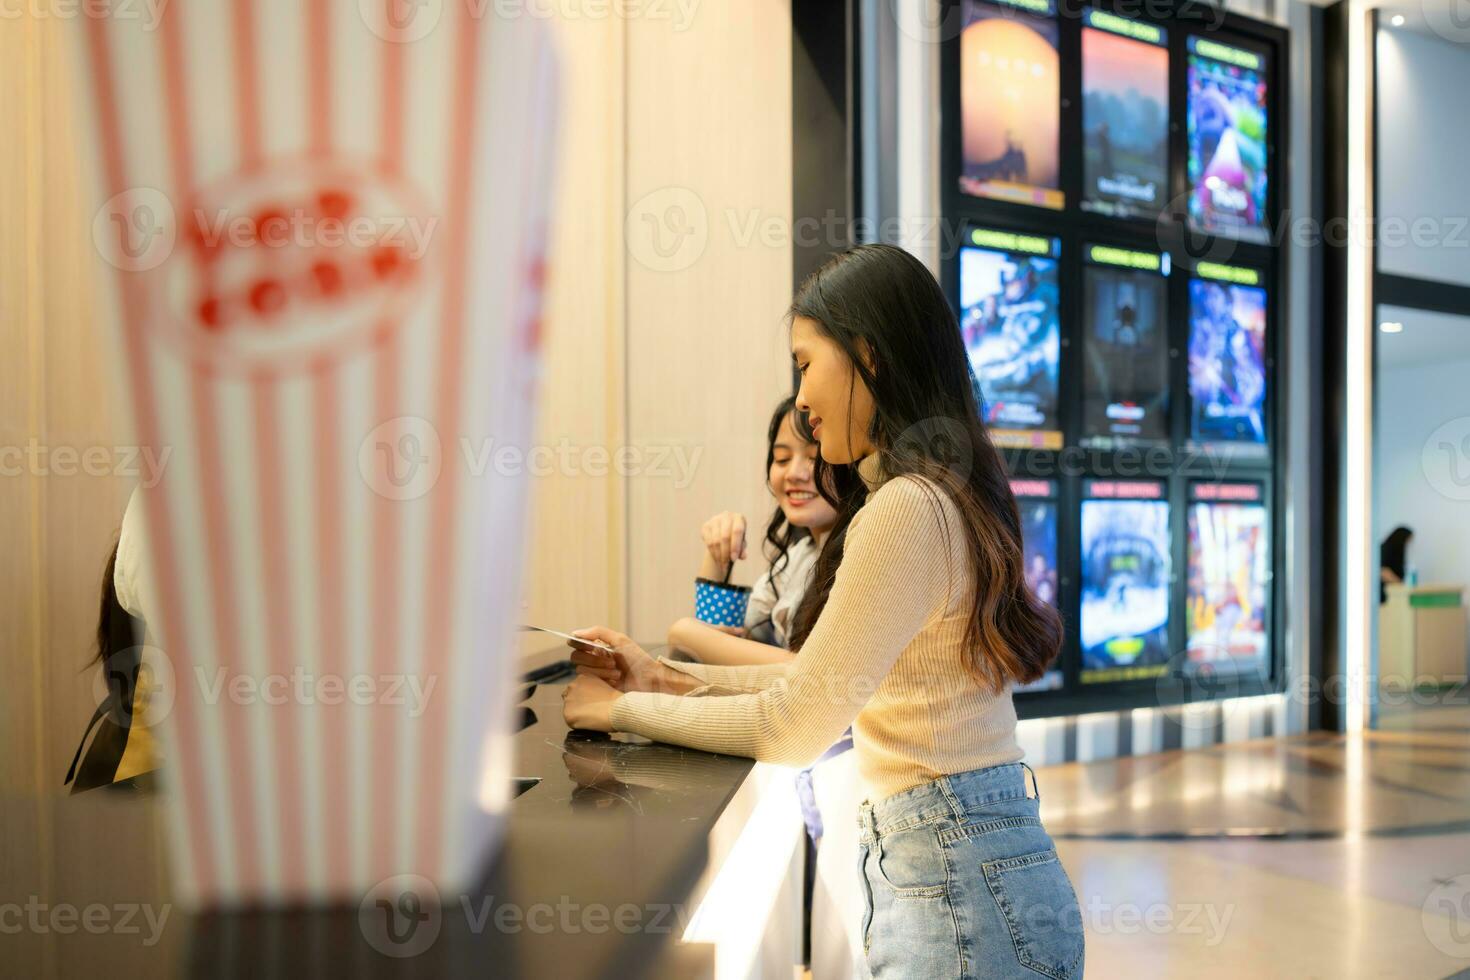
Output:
[564, 243, 1082, 979]
[670, 396, 839, 660]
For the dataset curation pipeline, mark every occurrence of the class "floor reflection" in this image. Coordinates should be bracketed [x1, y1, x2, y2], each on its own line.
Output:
[1039, 704, 1470, 840]
[1040, 704, 1470, 978]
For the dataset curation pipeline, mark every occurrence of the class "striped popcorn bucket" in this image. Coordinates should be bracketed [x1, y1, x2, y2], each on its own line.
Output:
[77, 2, 558, 907]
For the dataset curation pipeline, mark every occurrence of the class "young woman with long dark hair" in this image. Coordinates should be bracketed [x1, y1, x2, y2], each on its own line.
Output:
[563, 244, 1083, 978]
[668, 395, 839, 663]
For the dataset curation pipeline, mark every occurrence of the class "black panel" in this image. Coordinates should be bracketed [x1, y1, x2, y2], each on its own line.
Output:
[1320, 0, 1351, 733]
[792, 0, 857, 292]
[1301, 1, 1326, 735]
[1375, 273, 1470, 319]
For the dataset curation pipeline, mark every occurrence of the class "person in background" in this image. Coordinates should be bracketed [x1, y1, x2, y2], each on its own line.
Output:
[65, 489, 161, 791]
[1380, 525, 1414, 604]
[565, 243, 1082, 978]
[667, 395, 840, 664]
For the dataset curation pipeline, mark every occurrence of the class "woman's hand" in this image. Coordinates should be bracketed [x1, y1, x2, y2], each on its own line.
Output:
[700, 511, 747, 570]
[570, 625, 703, 696]
[568, 626, 662, 693]
[562, 673, 621, 732]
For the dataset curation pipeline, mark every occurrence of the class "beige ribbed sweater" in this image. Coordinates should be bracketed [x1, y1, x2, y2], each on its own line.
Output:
[609, 453, 1023, 801]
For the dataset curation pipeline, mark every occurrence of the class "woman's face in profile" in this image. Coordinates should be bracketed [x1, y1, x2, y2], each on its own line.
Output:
[791, 316, 875, 465]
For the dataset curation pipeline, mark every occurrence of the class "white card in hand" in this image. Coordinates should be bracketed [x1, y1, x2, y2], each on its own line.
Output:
[519, 625, 615, 653]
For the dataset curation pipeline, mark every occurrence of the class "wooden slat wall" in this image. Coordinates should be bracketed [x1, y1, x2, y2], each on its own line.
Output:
[624, 0, 796, 642]
[1, 14, 173, 979]
[521, 11, 632, 632]
[526, 0, 796, 641]
[0, 19, 49, 980]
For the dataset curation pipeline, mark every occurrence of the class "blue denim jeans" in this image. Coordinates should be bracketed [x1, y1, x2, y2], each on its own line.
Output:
[857, 762, 1084, 979]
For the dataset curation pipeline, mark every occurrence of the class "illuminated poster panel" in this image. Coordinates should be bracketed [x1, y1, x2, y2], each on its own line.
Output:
[960, 0, 1064, 209]
[960, 228, 1063, 449]
[1080, 480, 1171, 683]
[1082, 11, 1169, 219]
[1187, 36, 1270, 243]
[1012, 478, 1063, 693]
[1081, 246, 1171, 448]
[1186, 482, 1269, 677]
[1188, 263, 1268, 451]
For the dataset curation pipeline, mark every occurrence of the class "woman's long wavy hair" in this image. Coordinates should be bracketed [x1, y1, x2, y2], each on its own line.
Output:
[759, 396, 817, 601]
[786, 244, 1063, 692]
[94, 540, 127, 667]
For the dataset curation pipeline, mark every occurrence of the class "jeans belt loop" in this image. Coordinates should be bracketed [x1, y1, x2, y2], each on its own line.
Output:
[938, 775, 967, 824]
[1020, 761, 1040, 801]
[860, 801, 878, 840]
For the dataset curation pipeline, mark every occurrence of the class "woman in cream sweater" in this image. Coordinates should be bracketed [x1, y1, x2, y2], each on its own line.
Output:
[563, 244, 1083, 979]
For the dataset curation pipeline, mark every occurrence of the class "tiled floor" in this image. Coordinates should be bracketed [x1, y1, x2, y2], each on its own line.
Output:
[1037, 704, 1470, 979]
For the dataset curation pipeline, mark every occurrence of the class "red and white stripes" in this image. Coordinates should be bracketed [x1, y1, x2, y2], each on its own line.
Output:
[79, 0, 559, 907]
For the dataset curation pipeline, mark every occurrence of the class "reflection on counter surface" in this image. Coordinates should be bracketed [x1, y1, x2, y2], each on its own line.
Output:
[8, 656, 795, 978]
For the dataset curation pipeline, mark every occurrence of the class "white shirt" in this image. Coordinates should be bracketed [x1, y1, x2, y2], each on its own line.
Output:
[744, 534, 819, 648]
[114, 488, 154, 622]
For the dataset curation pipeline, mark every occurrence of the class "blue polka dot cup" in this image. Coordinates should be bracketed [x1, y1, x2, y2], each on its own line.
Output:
[694, 578, 752, 628]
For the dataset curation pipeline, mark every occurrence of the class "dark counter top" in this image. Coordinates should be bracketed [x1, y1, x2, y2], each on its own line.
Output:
[6, 652, 757, 980]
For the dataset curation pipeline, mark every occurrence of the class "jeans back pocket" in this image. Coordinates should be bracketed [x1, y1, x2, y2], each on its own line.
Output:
[982, 848, 1084, 980]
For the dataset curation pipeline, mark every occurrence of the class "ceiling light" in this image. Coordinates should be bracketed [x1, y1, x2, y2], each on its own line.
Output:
[1380, 321, 1404, 333]
[1391, 14, 1405, 25]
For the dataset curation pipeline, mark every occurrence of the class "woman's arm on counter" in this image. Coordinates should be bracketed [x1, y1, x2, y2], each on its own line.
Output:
[667, 617, 797, 667]
[656, 657, 791, 694]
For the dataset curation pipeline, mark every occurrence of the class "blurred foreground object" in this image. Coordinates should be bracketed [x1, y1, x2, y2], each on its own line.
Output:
[76, 3, 559, 907]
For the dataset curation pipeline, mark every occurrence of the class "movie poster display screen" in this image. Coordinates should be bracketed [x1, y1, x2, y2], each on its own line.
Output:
[1080, 481, 1171, 683]
[1081, 11, 1169, 219]
[1081, 247, 1170, 447]
[959, 0, 1063, 209]
[959, 229, 1063, 449]
[1189, 266, 1268, 449]
[1186, 483, 1269, 675]
[1012, 479, 1063, 693]
[1187, 36, 1270, 243]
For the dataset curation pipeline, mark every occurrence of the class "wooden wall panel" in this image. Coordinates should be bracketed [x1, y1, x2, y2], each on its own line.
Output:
[522, 13, 629, 634]
[0, 0, 45, 802]
[1, 15, 155, 978]
[624, 0, 796, 643]
[0, 14, 51, 980]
